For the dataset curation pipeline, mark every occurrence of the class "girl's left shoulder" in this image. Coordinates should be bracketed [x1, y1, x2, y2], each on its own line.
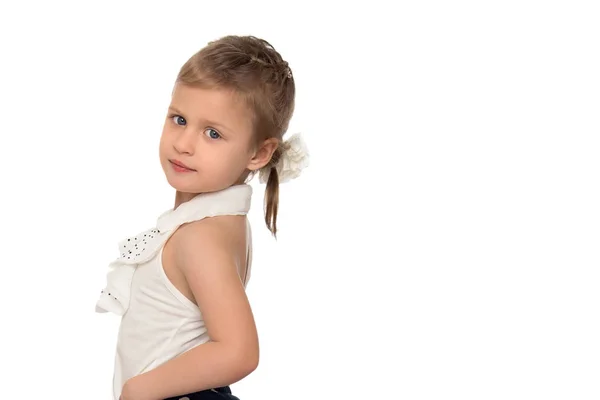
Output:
[174, 215, 249, 265]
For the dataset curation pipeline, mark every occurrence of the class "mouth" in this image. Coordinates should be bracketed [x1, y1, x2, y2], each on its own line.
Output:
[169, 159, 196, 172]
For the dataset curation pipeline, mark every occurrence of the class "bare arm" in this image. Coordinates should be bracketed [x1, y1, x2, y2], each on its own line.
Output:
[122, 216, 259, 400]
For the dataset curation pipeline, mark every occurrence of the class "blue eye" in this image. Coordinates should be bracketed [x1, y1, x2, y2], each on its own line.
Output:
[204, 128, 221, 139]
[171, 115, 186, 126]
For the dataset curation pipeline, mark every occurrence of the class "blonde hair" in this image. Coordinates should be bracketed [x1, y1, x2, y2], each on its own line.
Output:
[175, 35, 295, 237]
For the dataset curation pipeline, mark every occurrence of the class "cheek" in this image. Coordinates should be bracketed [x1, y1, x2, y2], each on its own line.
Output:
[239, 137, 256, 161]
[158, 130, 171, 151]
[219, 146, 250, 173]
[158, 137, 166, 157]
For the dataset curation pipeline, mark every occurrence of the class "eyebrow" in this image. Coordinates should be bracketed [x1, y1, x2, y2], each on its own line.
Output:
[168, 106, 235, 134]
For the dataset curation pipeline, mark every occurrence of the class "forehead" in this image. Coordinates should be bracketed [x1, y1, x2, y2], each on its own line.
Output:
[170, 83, 253, 134]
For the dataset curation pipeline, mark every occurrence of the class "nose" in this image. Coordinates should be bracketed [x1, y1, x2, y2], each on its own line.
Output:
[173, 128, 196, 155]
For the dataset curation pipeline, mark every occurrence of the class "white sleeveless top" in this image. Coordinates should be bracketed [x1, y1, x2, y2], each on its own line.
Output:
[95, 184, 254, 400]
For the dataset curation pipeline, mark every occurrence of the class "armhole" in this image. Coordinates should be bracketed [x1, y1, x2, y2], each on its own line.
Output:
[158, 245, 201, 313]
[243, 218, 253, 287]
[158, 229, 203, 313]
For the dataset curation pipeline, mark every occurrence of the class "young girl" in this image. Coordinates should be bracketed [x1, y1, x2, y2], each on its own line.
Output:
[95, 35, 309, 400]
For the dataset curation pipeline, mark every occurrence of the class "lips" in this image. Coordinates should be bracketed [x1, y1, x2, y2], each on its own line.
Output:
[169, 159, 196, 171]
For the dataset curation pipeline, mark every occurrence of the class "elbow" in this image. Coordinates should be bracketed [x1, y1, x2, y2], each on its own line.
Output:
[220, 332, 259, 379]
[230, 344, 259, 378]
[247, 351, 259, 373]
[238, 348, 259, 376]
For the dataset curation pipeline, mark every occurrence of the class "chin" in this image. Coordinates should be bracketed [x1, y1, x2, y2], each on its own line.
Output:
[166, 179, 201, 194]
[162, 167, 236, 194]
[162, 171, 195, 191]
[165, 175, 223, 194]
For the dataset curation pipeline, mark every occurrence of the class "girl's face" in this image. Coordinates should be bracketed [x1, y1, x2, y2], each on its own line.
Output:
[159, 83, 275, 198]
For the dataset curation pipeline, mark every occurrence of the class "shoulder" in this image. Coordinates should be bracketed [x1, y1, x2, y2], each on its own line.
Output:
[172, 215, 248, 270]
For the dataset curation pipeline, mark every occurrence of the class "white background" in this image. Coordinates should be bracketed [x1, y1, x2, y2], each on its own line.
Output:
[0, 1, 598, 399]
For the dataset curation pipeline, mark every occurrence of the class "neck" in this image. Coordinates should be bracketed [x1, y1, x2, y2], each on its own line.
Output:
[173, 184, 246, 209]
[174, 190, 198, 209]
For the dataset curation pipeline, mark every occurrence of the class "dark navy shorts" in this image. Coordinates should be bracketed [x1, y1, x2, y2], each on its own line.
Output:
[164, 386, 240, 400]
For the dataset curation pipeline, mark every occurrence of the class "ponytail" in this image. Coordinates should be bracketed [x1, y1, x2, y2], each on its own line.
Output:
[260, 134, 308, 237]
[263, 146, 283, 237]
[264, 165, 280, 238]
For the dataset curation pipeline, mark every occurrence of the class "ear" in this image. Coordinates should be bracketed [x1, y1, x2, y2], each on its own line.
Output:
[247, 137, 279, 171]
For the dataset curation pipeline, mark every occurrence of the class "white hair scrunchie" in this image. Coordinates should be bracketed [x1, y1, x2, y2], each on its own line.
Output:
[258, 133, 309, 184]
